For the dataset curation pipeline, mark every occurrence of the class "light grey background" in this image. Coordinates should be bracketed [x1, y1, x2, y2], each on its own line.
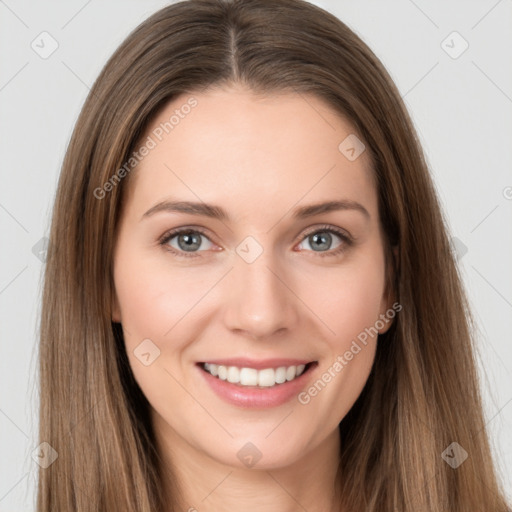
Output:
[1, 0, 511, 509]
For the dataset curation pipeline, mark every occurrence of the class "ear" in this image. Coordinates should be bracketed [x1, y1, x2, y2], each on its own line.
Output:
[377, 244, 399, 335]
[111, 288, 122, 323]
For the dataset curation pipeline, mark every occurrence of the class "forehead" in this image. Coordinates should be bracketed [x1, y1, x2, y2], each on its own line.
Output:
[123, 86, 377, 222]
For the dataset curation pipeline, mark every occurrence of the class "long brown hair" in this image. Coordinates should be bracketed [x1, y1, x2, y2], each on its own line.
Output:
[37, 0, 510, 510]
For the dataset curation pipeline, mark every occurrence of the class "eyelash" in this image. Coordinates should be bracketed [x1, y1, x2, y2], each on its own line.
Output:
[158, 224, 353, 259]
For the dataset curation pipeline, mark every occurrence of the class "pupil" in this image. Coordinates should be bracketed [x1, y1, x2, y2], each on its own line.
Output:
[312, 232, 331, 251]
[176, 231, 332, 253]
[179, 232, 201, 251]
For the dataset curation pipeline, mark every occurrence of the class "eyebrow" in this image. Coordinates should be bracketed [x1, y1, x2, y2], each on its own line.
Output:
[141, 198, 370, 222]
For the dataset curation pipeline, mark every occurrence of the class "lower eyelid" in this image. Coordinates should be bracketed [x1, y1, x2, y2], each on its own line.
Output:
[160, 227, 352, 257]
[296, 230, 350, 254]
[161, 230, 214, 253]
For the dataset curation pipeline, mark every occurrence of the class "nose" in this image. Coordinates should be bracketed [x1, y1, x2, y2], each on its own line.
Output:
[222, 247, 301, 340]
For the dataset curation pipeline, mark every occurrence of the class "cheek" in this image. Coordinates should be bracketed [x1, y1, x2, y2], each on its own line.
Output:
[112, 237, 387, 449]
[113, 250, 207, 343]
[112, 252, 209, 414]
[296, 259, 385, 425]
[114, 236, 387, 354]
[304, 249, 386, 344]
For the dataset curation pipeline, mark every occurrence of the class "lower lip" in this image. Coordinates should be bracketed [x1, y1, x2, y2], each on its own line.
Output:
[195, 362, 318, 409]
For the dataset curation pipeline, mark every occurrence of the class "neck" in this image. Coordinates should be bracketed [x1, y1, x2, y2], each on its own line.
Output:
[153, 411, 343, 512]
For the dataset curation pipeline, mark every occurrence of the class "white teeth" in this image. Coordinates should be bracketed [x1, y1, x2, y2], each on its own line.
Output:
[258, 368, 275, 387]
[227, 366, 240, 383]
[218, 365, 227, 380]
[275, 366, 287, 384]
[240, 367, 258, 385]
[202, 363, 308, 387]
[286, 366, 296, 381]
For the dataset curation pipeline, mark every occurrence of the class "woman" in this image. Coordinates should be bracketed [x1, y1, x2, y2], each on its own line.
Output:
[37, 0, 511, 510]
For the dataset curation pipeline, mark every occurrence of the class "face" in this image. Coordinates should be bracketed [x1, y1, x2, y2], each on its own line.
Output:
[111, 84, 394, 471]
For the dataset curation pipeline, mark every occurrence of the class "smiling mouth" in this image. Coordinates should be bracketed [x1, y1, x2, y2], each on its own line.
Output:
[197, 361, 317, 388]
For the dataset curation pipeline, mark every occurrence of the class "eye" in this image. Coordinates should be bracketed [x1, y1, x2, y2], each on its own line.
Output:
[159, 224, 353, 259]
[159, 228, 216, 259]
[296, 225, 353, 257]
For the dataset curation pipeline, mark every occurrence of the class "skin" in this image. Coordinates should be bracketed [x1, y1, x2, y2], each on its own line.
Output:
[111, 84, 395, 512]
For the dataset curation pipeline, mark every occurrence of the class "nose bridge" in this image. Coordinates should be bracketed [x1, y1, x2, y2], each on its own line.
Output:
[223, 236, 299, 338]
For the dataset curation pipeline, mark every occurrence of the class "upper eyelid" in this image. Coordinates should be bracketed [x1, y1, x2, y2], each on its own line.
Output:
[300, 224, 352, 240]
[160, 224, 352, 248]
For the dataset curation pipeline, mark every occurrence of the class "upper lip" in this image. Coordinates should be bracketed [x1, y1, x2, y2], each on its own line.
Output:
[197, 358, 316, 370]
